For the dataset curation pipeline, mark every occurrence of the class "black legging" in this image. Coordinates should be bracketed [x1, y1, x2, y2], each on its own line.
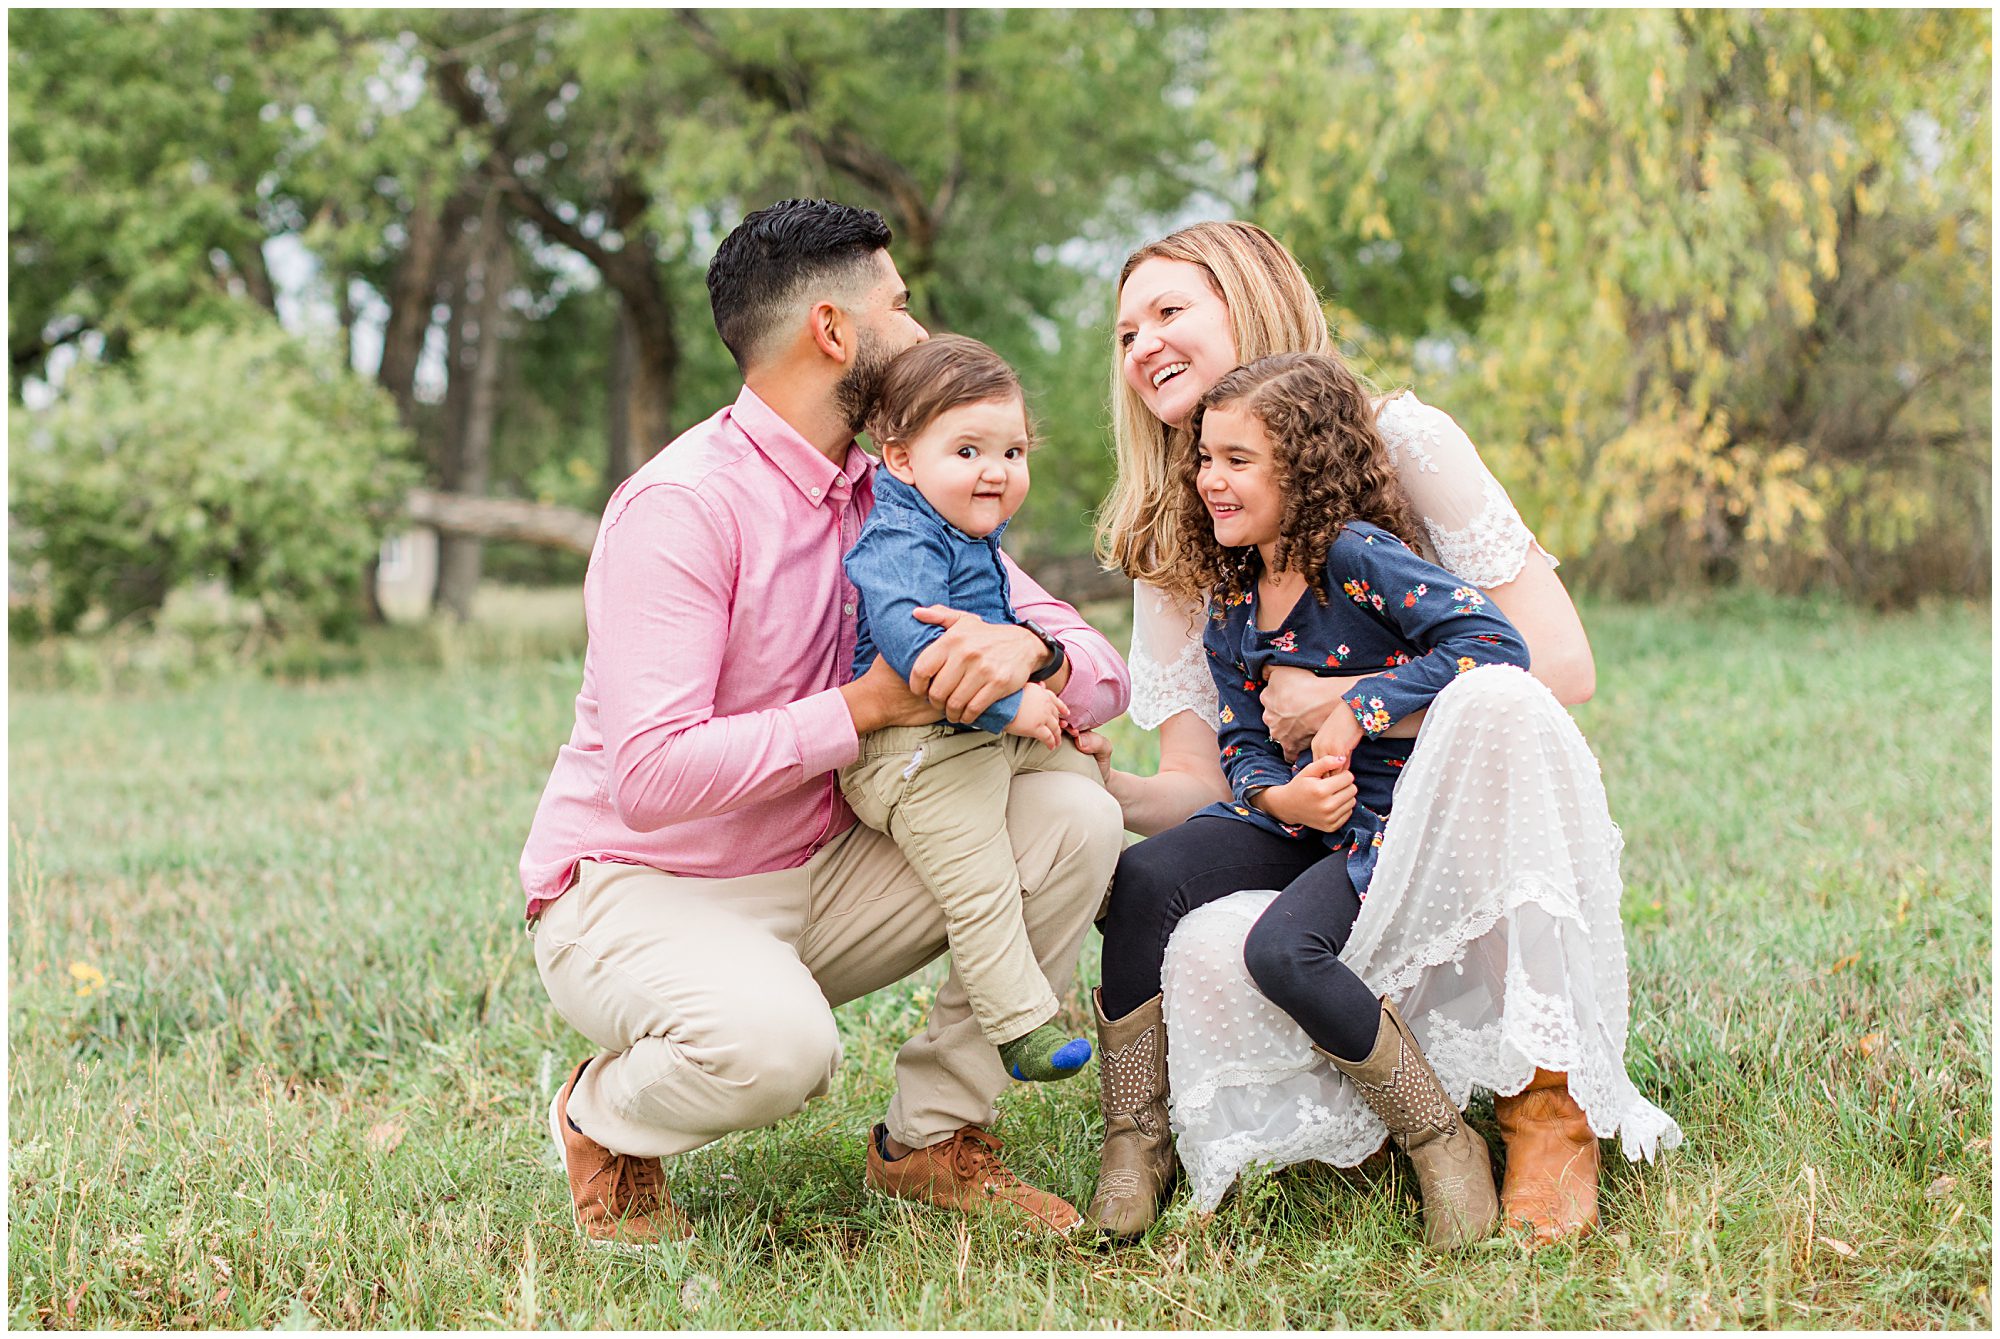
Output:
[1098, 816, 1382, 1062]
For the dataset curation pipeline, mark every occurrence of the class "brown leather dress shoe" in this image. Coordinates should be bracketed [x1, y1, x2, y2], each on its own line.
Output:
[1494, 1068, 1600, 1246]
[865, 1124, 1083, 1235]
[549, 1059, 694, 1248]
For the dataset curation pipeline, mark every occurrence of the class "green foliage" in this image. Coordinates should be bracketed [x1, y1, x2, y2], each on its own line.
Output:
[1211, 9, 1992, 600]
[9, 320, 416, 638]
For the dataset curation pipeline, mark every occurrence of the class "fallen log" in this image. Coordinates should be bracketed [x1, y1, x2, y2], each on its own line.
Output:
[403, 488, 599, 556]
[400, 490, 1133, 607]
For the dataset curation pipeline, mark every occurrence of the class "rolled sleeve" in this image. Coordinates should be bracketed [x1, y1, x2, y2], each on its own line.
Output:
[1003, 554, 1131, 731]
[786, 685, 862, 778]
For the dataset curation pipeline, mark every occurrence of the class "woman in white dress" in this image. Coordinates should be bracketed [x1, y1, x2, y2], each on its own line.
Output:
[1077, 221, 1681, 1245]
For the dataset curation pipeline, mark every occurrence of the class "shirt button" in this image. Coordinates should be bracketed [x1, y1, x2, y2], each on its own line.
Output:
[843, 603, 855, 615]
[809, 486, 822, 498]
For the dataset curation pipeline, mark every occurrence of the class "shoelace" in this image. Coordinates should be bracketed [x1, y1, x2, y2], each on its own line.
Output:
[603, 1152, 666, 1217]
[945, 1127, 1021, 1189]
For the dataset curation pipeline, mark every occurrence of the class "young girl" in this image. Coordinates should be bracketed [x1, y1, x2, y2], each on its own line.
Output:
[840, 335, 1104, 1085]
[1177, 352, 1533, 1248]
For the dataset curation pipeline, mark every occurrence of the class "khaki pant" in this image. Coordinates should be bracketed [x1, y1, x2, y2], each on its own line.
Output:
[840, 725, 1106, 1046]
[532, 767, 1122, 1158]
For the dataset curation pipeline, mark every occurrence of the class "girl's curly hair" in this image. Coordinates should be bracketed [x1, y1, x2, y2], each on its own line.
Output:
[1169, 353, 1422, 604]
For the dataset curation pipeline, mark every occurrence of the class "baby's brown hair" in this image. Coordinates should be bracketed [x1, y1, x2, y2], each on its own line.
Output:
[864, 334, 1032, 451]
[1171, 352, 1421, 603]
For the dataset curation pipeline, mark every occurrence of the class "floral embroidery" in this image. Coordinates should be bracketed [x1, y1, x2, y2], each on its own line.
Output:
[1456, 655, 1477, 673]
[1349, 694, 1393, 735]
[1385, 650, 1410, 667]
[1222, 744, 1240, 759]
[1402, 582, 1428, 608]
[1219, 705, 1235, 724]
[1271, 630, 1297, 652]
[1342, 579, 1385, 612]
[1450, 585, 1486, 613]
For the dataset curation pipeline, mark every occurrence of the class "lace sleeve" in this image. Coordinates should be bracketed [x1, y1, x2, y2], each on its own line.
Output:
[1127, 580, 1220, 733]
[1375, 393, 1559, 590]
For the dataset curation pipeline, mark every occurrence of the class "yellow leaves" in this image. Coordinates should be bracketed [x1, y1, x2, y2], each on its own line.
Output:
[1777, 260, 1817, 327]
[1814, 232, 1839, 281]
[68, 961, 106, 997]
[1358, 211, 1394, 242]
[1649, 66, 1667, 107]
[1853, 174, 1880, 216]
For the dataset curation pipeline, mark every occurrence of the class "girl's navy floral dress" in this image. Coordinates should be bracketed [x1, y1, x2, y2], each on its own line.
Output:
[1195, 521, 1531, 896]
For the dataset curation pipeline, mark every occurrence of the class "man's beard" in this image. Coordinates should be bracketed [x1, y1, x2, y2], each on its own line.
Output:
[833, 330, 895, 436]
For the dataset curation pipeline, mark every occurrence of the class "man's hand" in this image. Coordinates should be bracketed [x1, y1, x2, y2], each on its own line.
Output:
[1004, 683, 1069, 750]
[838, 655, 938, 735]
[1257, 755, 1357, 833]
[1262, 666, 1357, 762]
[1071, 728, 1116, 787]
[1309, 706, 1366, 777]
[908, 606, 1053, 724]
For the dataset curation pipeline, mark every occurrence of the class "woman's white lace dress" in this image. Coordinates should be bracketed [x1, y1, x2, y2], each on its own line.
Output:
[1130, 393, 1683, 1211]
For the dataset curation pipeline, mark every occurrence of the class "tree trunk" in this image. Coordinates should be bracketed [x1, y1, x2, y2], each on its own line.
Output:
[437, 193, 512, 621]
[604, 243, 677, 489]
[378, 189, 467, 424]
[606, 300, 635, 489]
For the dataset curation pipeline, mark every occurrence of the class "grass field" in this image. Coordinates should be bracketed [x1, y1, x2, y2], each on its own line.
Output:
[7, 589, 1992, 1329]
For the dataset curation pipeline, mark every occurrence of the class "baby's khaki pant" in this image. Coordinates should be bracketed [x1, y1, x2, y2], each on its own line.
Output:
[532, 765, 1121, 1159]
[841, 726, 1106, 1047]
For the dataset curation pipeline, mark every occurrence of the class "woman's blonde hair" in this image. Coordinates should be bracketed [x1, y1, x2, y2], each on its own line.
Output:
[1095, 221, 1348, 600]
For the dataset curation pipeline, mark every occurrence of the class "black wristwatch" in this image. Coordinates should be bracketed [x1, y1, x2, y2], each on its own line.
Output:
[1019, 619, 1067, 683]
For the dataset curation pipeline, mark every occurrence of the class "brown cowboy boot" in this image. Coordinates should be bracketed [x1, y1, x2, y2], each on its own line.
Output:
[1083, 989, 1178, 1239]
[1494, 1068, 1600, 1245]
[548, 1059, 694, 1249]
[1320, 998, 1498, 1250]
[864, 1124, 1082, 1234]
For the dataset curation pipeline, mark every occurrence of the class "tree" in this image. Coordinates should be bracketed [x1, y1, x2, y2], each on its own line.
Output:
[1209, 9, 1991, 598]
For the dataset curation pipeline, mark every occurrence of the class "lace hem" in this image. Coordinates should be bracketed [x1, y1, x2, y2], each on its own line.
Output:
[1422, 480, 1551, 590]
[1127, 621, 1219, 732]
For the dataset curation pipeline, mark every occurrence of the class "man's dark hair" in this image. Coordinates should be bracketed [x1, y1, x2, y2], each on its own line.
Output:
[706, 199, 894, 372]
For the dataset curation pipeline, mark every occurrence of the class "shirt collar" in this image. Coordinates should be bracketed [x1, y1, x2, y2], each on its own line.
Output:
[730, 384, 871, 507]
[871, 468, 1010, 547]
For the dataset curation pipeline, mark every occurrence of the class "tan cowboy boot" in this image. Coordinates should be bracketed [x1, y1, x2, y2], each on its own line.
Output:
[1320, 998, 1498, 1250]
[1495, 1068, 1600, 1245]
[1084, 989, 1178, 1239]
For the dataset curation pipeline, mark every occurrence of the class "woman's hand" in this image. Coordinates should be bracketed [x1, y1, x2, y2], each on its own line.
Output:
[1257, 756, 1357, 832]
[1261, 666, 1356, 761]
[1071, 728, 1116, 787]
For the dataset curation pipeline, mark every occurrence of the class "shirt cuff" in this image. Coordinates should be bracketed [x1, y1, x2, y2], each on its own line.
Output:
[788, 686, 861, 777]
[1345, 675, 1422, 738]
[1051, 631, 1130, 732]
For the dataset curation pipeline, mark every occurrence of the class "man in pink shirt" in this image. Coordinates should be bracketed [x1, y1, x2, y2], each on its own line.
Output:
[521, 199, 1130, 1247]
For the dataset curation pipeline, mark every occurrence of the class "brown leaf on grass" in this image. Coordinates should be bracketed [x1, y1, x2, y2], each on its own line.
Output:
[364, 1121, 405, 1154]
[1824, 952, 1861, 975]
[1925, 1174, 1959, 1200]
[1964, 1137, 1991, 1156]
[1816, 1235, 1857, 1258]
[1854, 1033, 1885, 1057]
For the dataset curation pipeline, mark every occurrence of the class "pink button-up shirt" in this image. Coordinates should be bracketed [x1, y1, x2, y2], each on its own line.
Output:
[518, 385, 1130, 917]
